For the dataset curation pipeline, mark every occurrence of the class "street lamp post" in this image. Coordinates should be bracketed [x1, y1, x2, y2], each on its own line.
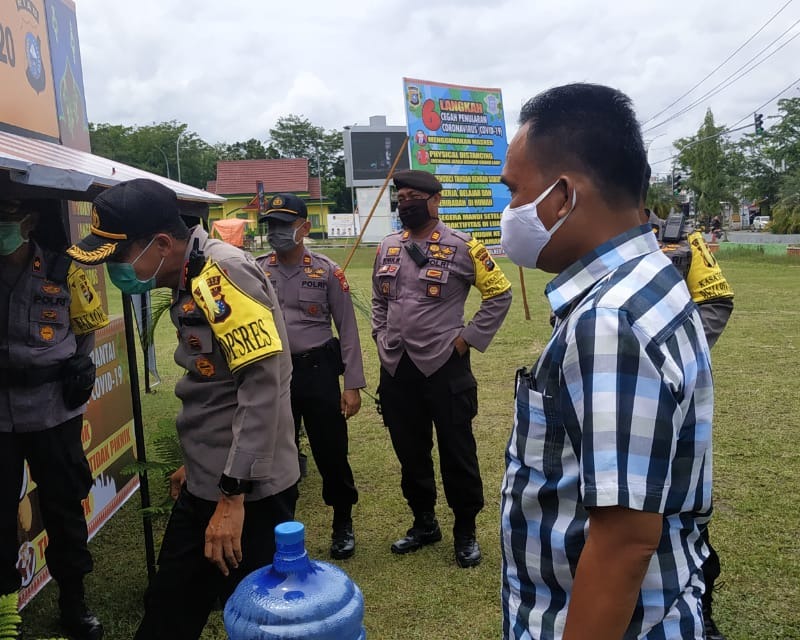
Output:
[343, 123, 358, 218]
[176, 130, 187, 183]
[645, 133, 666, 153]
[154, 147, 170, 179]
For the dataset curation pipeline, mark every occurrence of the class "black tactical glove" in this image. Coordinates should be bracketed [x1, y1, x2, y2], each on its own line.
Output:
[62, 354, 96, 410]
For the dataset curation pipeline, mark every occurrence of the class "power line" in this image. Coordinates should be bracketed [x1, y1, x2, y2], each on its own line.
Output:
[643, 19, 800, 133]
[643, 0, 795, 125]
[729, 74, 800, 127]
[648, 74, 800, 166]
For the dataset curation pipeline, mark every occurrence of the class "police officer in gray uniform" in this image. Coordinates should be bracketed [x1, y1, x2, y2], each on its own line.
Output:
[372, 170, 512, 568]
[67, 179, 299, 640]
[256, 194, 364, 560]
[642, 167, 733, 640]
[0, 199, 106, 640]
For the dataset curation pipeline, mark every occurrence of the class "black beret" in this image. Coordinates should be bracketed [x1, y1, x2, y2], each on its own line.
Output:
[392, 170, 442, 194]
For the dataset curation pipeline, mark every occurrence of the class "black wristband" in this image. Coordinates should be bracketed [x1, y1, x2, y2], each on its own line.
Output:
[218, 474, 253, 497]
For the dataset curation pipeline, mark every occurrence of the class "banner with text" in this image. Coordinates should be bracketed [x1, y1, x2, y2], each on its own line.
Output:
[403, 78, 509, 251]
[17, 318, 138, 608]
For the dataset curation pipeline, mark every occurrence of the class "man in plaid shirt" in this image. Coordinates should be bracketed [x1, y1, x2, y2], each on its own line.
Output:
[499, 83, 714, 639]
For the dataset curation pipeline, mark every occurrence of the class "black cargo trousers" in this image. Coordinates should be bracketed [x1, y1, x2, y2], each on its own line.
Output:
[379, 349, 483, 529]
[290, 342, 358, 510]
[0, 415, 93, 596]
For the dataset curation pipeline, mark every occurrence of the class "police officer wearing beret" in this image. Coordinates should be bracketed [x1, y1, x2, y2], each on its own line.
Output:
[67, 179, 299, 640]
[641, 166, 733, 640]
[0, 199, 108, 639]
[372, 170, 512, 568]
[256, 194, 364, 560]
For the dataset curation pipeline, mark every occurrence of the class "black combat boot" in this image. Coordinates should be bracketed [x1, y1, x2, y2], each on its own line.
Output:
[453, 517, 482, 568]
[58, 581, 103, 640]
[390, 511, 442, 554]
[702, 602, 726, 640]
[702, 568, 726, 640]
[330, 507, 356, 560]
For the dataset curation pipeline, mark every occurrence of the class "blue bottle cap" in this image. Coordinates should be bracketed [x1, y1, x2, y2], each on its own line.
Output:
[275, 521, 304, 547]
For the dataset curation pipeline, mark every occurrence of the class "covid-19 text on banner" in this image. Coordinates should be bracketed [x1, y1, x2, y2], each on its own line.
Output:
[402, 78, 509, 252]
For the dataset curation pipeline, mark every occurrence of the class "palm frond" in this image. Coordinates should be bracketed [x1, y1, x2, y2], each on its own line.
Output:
[141, 289, 173, 351]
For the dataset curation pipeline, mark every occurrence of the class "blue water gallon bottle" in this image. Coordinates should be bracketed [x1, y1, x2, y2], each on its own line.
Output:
[224, 521, 366, 640]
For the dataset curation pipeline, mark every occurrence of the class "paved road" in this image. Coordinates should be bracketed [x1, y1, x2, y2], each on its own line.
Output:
[708, 231, 800, 244]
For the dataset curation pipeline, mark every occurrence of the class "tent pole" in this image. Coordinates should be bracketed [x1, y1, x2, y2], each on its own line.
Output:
[122, 293, 157, 583]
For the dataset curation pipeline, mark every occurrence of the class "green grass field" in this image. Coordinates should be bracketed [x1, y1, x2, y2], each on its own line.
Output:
[21, 247, 800, 640]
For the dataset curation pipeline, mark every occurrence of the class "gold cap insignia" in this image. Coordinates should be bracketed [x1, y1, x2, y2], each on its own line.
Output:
[273, 196, 283, 207]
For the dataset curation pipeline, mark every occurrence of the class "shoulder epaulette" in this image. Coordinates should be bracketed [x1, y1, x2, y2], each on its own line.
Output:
[46, 251, 72, 283]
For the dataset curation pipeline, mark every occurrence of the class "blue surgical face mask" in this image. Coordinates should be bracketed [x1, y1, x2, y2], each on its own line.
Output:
[107, 237, 164, 294]
[0, 217, 29, 256]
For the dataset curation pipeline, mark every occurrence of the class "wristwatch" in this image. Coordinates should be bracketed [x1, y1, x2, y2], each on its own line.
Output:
[218, 474, 253, 497]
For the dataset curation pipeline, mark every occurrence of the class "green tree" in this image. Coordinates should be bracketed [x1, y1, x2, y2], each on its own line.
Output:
[674, 109, 736, 223]
[645, 177, 679, 217]
[765, 97, 800, 170]
[771, 168, 800, 233]
[266, 115, 350, 211]
[215, 138, 270, 161]
[89, 121, 218, 189]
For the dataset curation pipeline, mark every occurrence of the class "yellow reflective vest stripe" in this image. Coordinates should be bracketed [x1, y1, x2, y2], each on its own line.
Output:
[67, 262, 109, 336]
[685, 231, 734, 303]
[466, 239, 512, 300]
[191, 260, 283, 372]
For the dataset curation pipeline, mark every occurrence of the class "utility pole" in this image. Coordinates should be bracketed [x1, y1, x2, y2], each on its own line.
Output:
[316, 147, 324, 230]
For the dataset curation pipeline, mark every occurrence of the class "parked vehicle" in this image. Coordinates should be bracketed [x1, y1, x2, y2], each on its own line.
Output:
[752, 216, 771, 231]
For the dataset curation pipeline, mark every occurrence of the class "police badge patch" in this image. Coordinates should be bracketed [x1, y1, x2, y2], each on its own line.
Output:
[333, 268, 350, 292]
[195, 357, 215, 378]
[193, 274, 232, 324]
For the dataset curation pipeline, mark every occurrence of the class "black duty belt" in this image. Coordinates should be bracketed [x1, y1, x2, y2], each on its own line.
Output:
[0, 364, 64, 388]
[291, 344, 330, 368]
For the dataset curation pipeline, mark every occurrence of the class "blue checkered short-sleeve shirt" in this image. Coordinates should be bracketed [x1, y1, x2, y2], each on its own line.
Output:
[500, 225, 714, 640]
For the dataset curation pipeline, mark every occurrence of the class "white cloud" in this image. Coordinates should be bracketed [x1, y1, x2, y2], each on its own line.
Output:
[75, 0, 800, 172]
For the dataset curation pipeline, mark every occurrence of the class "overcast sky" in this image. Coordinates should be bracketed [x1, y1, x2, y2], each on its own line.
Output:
[75, 0, 799, 174]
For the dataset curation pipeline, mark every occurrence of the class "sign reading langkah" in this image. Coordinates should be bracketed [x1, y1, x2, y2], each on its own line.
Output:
[402, 78, 509, 251]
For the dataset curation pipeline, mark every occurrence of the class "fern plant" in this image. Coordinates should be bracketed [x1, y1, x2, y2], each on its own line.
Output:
[0, 592, 66, 640]
[123, 417, 184, 518]
[0, 593, 21, 640]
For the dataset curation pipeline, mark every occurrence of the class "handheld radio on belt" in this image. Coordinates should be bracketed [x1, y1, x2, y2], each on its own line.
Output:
[186, 238, 206, 281]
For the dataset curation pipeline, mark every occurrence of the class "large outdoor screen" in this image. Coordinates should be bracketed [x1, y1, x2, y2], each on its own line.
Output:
[350, 131, 410, 181]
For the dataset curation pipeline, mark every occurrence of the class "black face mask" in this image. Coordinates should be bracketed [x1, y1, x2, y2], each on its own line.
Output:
[398, 197, 432, 229]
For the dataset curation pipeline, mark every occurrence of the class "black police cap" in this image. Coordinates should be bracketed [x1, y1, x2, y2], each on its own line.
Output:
[392, 170, 442, 194]
[67, 179, 183, 264]
[259, 193, 308, 224]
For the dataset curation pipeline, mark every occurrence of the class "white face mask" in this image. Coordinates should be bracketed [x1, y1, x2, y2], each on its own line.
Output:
[500, 179, 577, 269]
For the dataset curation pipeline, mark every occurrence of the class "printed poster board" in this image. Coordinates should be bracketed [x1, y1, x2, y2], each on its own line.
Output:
[0, 0, 60, 140]
[402, 77, 509, 252]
